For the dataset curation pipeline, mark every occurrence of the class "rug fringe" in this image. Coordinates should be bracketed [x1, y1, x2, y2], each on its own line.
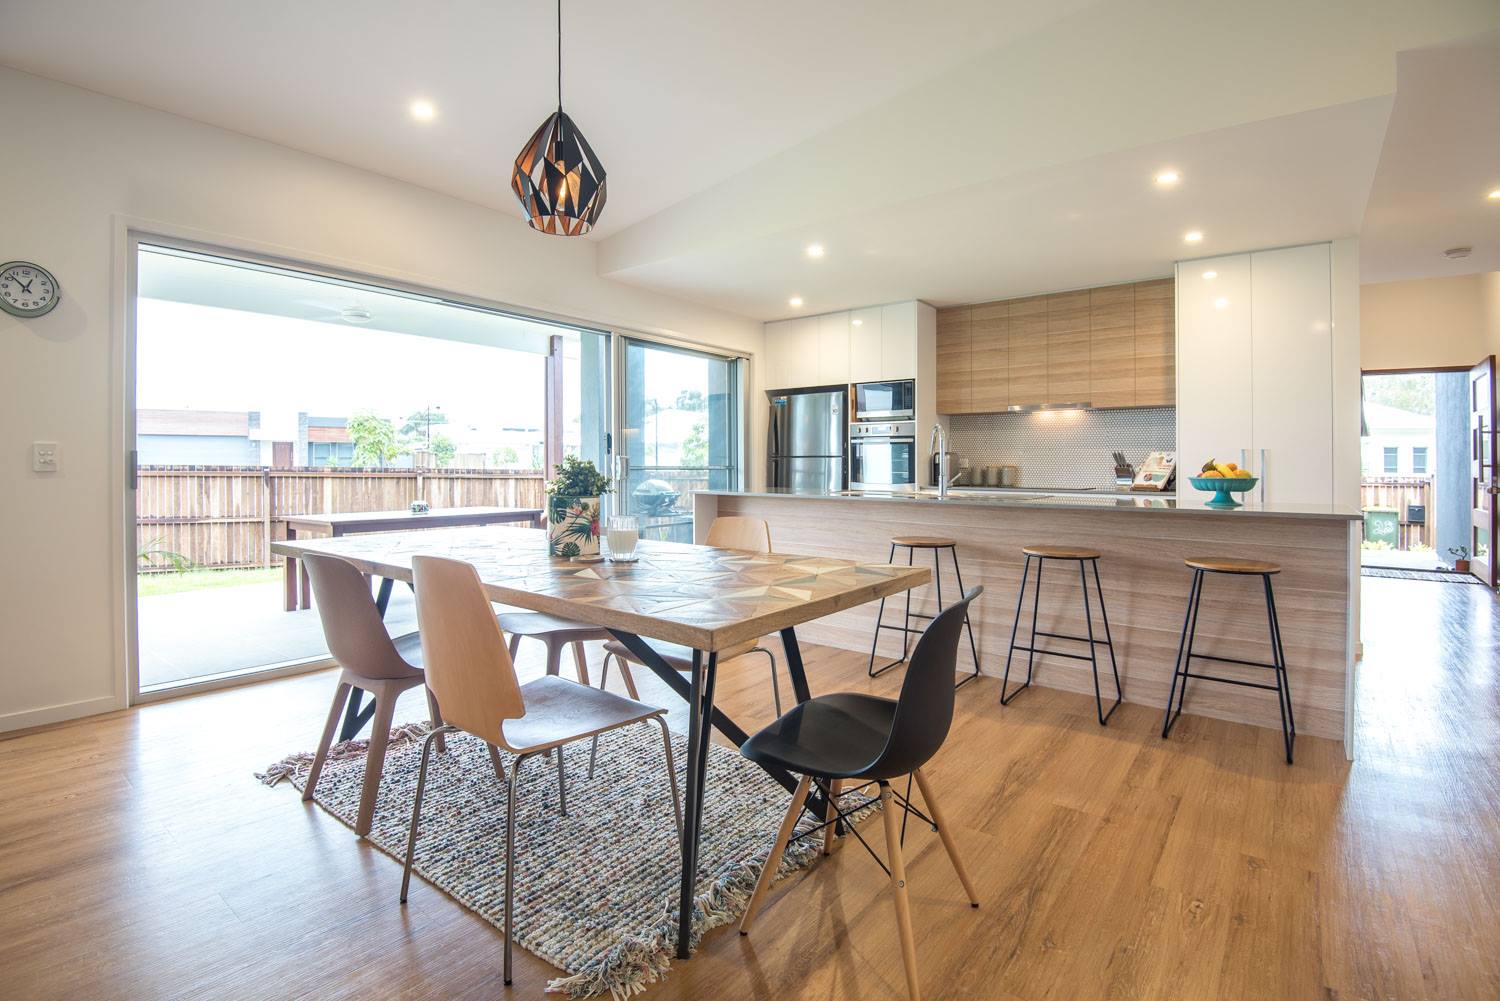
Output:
[256, 721, 432, 787]
[544, 789, 882, 999]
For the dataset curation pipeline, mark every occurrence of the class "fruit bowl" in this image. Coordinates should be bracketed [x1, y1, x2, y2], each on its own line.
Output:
[1188, 475, 1258, 509]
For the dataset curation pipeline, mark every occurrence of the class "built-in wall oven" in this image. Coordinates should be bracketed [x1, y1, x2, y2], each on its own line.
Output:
[853, 379, 915, 422]
[850, 420, 917, 490]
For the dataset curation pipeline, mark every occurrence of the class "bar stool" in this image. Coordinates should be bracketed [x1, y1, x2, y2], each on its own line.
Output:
[867, 536, 980, 688]
[1000, 545, 1122, 725]
[1161, 556, 1295, 763]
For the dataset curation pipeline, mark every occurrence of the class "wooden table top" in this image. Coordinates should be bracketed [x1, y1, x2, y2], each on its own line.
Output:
[271, 526, 929, 651]
[284, 506, 541, 531]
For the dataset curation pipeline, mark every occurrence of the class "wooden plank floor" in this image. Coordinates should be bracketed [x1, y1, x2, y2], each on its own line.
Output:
[1, 576, 1497, 1000]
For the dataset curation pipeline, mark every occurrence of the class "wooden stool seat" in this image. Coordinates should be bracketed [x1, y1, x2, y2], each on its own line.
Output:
[890, 536, 956, 549]
[1021, 544, 1101, 560]
[1184, 556, 1281, 575]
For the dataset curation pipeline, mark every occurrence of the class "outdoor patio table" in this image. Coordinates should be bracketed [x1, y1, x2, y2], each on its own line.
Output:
[270, 525, 928, 963]
[281, 506, 543, 612]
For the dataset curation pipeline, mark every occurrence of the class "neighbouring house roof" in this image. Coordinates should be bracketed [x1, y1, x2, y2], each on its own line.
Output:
[137, 408, 251, 436]
[1362, 402, 1434, 434]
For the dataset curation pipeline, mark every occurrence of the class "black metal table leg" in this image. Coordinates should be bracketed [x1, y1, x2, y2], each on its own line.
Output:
[603, 627, 829, 960]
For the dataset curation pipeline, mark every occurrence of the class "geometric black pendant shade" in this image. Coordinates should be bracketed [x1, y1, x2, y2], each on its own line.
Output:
[511, 108, 607, 236]
[510, 0, 607, 236]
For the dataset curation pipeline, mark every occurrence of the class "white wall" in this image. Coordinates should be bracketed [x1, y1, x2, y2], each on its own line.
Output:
[0, 66, 762, 732]
[1360, 273, 1492, 370]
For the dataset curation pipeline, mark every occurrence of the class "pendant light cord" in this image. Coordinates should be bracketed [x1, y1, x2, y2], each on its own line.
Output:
[556, 0, 563, 111]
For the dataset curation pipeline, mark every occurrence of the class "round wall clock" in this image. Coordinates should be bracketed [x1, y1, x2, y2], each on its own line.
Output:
[0, 261, 60, 318]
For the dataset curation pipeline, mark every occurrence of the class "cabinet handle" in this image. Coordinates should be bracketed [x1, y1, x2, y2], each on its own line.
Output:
[1260, 449, 1267, 503]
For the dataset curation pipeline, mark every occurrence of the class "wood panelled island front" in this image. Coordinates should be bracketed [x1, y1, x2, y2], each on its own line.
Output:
[695, 490, 1359, 753]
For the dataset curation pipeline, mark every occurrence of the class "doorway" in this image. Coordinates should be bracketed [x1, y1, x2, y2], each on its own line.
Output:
[128, 239, 609, 698]
[1360, 361, 1497, 586]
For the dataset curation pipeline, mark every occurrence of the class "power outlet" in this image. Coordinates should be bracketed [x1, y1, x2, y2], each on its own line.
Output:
[32, 441, 60, 473]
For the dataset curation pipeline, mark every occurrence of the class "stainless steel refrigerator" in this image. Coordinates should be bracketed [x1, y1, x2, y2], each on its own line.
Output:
[767, 388, 847, 493]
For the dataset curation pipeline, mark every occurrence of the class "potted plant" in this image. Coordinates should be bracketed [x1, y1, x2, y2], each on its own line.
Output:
[546, 455, 612, 558]
[1448, 546, 1471, 574]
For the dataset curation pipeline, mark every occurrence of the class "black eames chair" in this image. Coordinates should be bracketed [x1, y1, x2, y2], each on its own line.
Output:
[737, 588, 983, 1001]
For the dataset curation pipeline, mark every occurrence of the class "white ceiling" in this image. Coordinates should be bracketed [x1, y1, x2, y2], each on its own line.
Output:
[4, 0, 1499, 318]
[1360, 33, 1500, 284]
[0, 0, 1093, 238]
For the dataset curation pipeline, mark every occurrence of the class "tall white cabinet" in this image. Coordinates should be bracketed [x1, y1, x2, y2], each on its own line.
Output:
[1177, 243, 1336, 507]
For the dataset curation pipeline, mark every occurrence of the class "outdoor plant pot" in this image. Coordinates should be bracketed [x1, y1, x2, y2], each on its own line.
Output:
[548, 495, 601, 558]
[1453, 559, 1471, 573]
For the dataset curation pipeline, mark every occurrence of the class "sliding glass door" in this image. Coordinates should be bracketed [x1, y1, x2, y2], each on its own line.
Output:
[616, 337, 741, 542]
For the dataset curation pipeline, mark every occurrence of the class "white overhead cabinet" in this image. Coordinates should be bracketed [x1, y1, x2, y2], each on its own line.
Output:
[1177, 243, 1335, 507]
[763, 302, 927, 391]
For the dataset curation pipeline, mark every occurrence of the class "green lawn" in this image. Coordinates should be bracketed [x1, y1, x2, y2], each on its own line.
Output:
[138, 566, 281, 597]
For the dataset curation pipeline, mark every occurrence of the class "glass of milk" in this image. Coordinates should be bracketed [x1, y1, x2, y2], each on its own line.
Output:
[606, 515, 640, 562]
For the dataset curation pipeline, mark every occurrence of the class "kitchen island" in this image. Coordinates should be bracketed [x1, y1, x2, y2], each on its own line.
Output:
[695, 488, 1361, 753]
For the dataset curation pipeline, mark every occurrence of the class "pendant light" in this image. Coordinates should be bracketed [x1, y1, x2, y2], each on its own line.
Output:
[510, 0, 607, 236]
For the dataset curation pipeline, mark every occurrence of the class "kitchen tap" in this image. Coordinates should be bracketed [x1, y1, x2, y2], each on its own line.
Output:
[929, 423, 949, 499]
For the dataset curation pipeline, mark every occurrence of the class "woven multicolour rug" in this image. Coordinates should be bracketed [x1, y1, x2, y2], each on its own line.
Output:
[260, 723, 873, 998]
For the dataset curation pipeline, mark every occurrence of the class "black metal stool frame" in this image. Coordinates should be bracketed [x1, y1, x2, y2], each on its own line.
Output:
[1000, 553, 1122, 725]
[867, 541, 981, 689]
[1161, 568, 1296, 763]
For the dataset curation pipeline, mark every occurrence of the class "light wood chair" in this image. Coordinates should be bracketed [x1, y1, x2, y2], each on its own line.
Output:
[301, 553, 446, 838]
[402, 555, 683, 987]
[594, 516, 783, 720]
[496, 612, 609, 686]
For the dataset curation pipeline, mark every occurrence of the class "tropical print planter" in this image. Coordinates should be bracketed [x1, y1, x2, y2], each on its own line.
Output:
[548, 495, 601, 558]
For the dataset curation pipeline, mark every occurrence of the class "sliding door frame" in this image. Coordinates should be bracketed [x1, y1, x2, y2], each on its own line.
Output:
[609, 331, 749, 521]
[115, 219, 617, 706]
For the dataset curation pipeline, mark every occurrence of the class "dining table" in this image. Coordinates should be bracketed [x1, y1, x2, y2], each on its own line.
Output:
[270, 524, 929, 960]
[281, 506, 543, 612]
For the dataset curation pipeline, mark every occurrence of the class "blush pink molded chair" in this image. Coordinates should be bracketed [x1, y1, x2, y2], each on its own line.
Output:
[301, 552, 446, 837]
[402, 555, 683, 986]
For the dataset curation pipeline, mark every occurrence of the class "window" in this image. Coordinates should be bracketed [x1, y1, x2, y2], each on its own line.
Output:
[1383, 446, 1398, 474]
[1412, 446, 1428, 475]
[308, 442, 355, 467]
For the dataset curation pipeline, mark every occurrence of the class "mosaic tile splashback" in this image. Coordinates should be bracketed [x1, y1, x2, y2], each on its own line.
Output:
[947, 407, 1176, 490]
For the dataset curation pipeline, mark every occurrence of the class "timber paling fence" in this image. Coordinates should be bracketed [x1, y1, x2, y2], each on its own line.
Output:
[1359, 476, 1435, 550]
[136, 465, 547, 571]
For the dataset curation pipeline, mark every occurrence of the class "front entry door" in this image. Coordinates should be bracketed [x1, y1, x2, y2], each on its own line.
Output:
[1469, 356, 1498, 587]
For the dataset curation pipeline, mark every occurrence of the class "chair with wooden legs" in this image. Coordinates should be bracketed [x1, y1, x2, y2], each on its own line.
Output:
[300, 552, 447, 838]
[401, 555, 683, 987]
[737, 588, 984, 1001]
[595, 516, 783, 718]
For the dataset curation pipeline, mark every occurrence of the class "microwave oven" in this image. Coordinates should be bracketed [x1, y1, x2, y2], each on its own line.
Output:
[853, 379, 915, 421]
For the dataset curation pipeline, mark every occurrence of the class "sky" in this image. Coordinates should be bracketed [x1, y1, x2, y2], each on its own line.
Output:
[135, 248, 733, 462]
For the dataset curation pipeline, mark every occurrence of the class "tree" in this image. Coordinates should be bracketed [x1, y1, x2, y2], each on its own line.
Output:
[346, 411, 405, 467]
[1363, 373, 1434, 417]
[400, 408, 449, 437]
[674, 389, 706, 412]
[430, 433, 456, 468]
[491, 445, 521, 468]
[681, 419, 708, 467]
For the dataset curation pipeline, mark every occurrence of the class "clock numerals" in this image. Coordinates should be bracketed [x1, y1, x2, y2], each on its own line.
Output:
[0, 262, 60, 317]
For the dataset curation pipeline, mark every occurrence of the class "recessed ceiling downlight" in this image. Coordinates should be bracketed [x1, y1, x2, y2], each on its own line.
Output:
[805, 244, 826, 259]
[1184, 230, 1204, 244]
[788, 296, 804, 308]
[341, 306, 373, 323]
[1154, 169, 1180, 187]
[409, 100, 436, 122]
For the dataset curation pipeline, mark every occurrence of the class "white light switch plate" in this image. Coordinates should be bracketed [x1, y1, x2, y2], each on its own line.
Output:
[32, 441, 59, 472]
